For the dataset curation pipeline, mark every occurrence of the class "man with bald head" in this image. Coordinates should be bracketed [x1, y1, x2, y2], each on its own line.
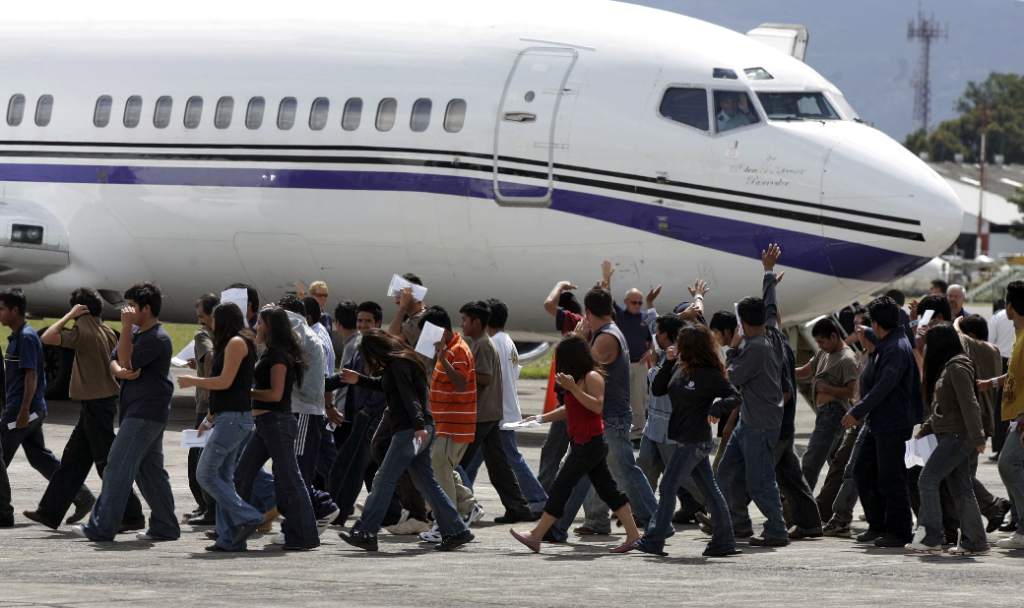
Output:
[601, 261, 656, 443]
[947, 284, 968, 319]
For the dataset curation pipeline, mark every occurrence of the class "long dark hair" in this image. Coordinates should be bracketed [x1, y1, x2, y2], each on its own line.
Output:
[676, 323, 726, 378]
[923, 323, 964, 404]
[212, 302, 246, 354]
[258, 305, 307, 386]
[555, 335, 602, 383]
[359, 328, 428, 377]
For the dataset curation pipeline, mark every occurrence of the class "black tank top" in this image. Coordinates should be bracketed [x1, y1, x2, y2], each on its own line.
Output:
[209, 337, 256, 414]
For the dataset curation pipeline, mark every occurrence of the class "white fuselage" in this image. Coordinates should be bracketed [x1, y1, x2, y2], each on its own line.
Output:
[0, 0, 962, 330]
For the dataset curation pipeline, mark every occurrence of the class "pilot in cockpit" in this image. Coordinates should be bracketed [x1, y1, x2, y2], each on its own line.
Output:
[716, 92, 754, 132]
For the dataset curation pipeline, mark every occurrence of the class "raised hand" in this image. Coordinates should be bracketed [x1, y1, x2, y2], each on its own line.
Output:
[646, 285, 662, 308]
[762, 243, 782, 272]
[688, 279, 709, 298]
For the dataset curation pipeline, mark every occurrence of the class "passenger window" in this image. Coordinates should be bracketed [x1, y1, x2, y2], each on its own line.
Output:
[6, 94, 25, 126]
[215, 96, 234, 129]
[94, 95, 112, 127]
[35, 95, 54, 127]
[375, 98, 396, 131]
[123, 95, 142, 128]
[153, 96, 173, 128]
[277, 97, 297, 130]
[713, 91, 760, 133]
[341, 98, 362, 131]
[658, 88, 708, 131]
[443, 99, 466, 133]
[309, 97, 329, 130]
[410, 98, 431, 132]
[184, 96, 203, 129]
[246, 97, 265, 129]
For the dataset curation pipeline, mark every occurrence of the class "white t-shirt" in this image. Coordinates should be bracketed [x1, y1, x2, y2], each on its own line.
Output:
[988, 309, 1016, 359]
[491, 331, 522, 425]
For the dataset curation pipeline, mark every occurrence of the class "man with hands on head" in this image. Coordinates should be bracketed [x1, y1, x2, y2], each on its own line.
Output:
[75, 282, 179, 543]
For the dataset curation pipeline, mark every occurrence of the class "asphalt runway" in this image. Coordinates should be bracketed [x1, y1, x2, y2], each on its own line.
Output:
[1, 377, 1022, 608]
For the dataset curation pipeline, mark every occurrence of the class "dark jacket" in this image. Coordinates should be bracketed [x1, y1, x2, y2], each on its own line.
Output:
[652, 363, 741, 444]
[848, 328, 922, 432]
[326, 349, 387, 422]
[354, 357, 431, 432]
[920, 354, 986, 447]
[763, 273, 797, 439]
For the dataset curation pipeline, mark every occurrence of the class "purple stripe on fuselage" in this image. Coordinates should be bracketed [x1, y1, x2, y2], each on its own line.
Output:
[0, 162, 928, 282]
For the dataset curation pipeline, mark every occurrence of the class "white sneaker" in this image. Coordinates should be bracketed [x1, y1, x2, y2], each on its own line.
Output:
[135, 532, 171, 541]
[463, 503, 486, 527]
[419, 524, 442, 544]
[947, 544, 989, 556]
[271, 532, 286, 545]
[904, 528, 942, 554]
[996, 534, 1024, 550]
[317, 508, 341, 537]
[71, 524, 88, 539]
[387, 517, 432, 536]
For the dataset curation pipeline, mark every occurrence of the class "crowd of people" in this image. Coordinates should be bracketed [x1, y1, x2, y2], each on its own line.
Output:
[1, 249, 1023, 559]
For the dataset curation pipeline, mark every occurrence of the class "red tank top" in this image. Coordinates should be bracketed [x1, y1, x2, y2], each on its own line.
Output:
[565, 390, 604, 444]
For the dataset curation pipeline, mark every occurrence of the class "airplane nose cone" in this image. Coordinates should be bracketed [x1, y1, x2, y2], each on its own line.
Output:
[820, 124, 963, 282]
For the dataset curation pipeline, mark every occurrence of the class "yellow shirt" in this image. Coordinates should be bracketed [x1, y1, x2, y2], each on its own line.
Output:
[1002, 331, 1024, 422]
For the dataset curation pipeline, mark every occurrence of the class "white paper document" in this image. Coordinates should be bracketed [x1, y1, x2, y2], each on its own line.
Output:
[904, 434, 938, 468]
[171, 341, 196, 368]
[733, 303, 743, 337]
[415, 321, 445, 359]
[181, 429, 210, 449]
[500, 419, 542, 431]
[219, 288, 249, 318]
[6, 412, 40, 430]
[413, 436, 425, 454]
[387, 274, 428, 302]
[918, 308, 935, 328]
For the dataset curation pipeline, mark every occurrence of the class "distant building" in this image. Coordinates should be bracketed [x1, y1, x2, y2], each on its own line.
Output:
[928, 160, 1024, 259]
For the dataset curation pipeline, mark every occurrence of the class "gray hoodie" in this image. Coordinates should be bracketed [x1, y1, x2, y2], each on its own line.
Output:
[285, 310, 326, 416]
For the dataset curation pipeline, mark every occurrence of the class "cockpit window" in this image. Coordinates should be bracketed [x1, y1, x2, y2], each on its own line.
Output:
[659, 87, 709, 131]
[713, 91, 759, 133]
[756, 92, 839, 121]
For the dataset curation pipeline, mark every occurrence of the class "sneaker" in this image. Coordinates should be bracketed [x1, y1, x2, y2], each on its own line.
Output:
[632, 537, 668, 557]
[855, 529, 883, 543]
[271, 532, 286, 545]
[70, 524, 89, 538]
[905, 528, 941, 554]
[822, 521, 852, 538]
[419, 525, 442, 544]
[573, 525, 610, 536]
[338, 529, 378, 552]
[947, 544, 989, 556]
[462, 503, 486, 527]
[135, 532, 175, 541]
[386, 517, 432, 535]
[788, 525, 823, 539]
[985, 499, 1012, 533]
[493, 509, 539, 524]
[317, 508, 341, 537]
[996, 533, 1024, 550]
[67, 494, 95, 525]
[435, 530, 474, 551]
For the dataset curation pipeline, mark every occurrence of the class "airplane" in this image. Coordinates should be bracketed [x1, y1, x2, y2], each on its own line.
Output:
[1, 0, 962, 340]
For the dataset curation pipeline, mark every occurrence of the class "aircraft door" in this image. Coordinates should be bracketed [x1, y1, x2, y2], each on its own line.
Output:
[493, 47, 578, 206]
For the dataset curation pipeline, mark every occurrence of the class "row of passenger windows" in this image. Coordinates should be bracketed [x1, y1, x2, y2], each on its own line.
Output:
[5, 94, 468, 133]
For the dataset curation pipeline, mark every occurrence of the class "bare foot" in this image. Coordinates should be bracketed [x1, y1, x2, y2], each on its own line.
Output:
[510, 529, 541, 553]
[609, 537, 640, 553]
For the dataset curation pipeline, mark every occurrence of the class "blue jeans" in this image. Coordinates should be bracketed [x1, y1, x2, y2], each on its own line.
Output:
[801, 402, 846, 490]
[917, 433, 988, 550]
[500, 430, 548, 511]
[235, 412, 319, 549]
[197, 411, 263, 550]
[717, 420, 787, 540]
[84, 417, 179, 541]
[638, 435, 705, 504]
[356, 426, 469, 538]
[998, 424, 1024, 526]
[550, 416, 658, 541]
[643, 441, 734, 551]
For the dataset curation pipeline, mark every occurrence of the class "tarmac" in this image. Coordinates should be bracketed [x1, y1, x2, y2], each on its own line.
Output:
[2, 374, 1023, 608]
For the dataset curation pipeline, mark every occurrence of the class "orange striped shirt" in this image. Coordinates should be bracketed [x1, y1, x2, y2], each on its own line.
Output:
[430, 333, 477, 443]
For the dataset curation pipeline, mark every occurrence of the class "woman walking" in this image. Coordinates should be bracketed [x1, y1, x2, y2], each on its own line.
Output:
[178, 302, 262, 552]
[234, 306, 320, 551]
[509, 335, 641, 553]
[632, 323, 741, 557]
[906, 323, 989, 556]
[337, 329, 474, 552]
